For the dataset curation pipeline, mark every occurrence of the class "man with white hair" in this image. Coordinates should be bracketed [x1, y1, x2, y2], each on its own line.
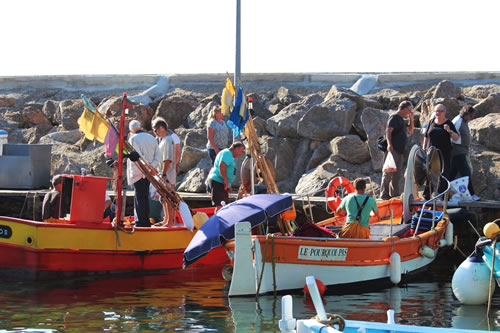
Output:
[127, 119, 161, 227]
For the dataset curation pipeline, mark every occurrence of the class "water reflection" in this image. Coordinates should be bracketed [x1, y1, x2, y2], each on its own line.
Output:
[0, 262, 499, 332]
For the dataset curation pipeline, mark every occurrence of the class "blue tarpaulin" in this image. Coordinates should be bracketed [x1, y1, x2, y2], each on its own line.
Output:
[183, 194, 293, 267]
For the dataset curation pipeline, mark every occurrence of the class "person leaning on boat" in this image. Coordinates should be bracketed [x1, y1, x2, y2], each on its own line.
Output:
[335, 178, 378, 239]
[207, 141, 245, 210]
[42, 174, 63, 221]
[127, 120, 161, 227]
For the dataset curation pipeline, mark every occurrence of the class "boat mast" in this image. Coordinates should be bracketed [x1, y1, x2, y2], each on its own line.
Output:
[116, 93, 128, 225]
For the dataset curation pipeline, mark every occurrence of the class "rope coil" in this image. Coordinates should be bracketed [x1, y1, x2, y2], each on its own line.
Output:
[312, 313, 346, 331]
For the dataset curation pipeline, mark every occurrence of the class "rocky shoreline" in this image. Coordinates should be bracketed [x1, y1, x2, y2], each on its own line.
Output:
[1, 76, 499, 201]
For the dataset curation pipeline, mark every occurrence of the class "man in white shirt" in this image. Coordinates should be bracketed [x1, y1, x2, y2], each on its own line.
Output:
[168, 129, 181, 174]
[126, 120, 161, 227]
[152, 117, 176, 226]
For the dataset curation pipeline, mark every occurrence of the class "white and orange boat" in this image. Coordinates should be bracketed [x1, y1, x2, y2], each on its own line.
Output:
[0, 94, 228, 280]
[184, 145, 454, 296]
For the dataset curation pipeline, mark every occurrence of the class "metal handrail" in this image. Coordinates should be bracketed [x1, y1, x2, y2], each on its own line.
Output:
[412, 176, 451, 236]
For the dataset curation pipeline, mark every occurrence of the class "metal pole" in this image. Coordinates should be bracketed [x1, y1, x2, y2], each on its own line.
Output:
[234, 0, 241, 85]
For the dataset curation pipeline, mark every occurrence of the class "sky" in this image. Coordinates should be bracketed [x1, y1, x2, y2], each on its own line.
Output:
[2, 0, 499, 76]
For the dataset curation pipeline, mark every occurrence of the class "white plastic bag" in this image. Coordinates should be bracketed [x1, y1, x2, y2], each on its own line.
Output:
[383, 152, 397, 172]
[450, 176, 472, 201]
[150, 183, 161, 201]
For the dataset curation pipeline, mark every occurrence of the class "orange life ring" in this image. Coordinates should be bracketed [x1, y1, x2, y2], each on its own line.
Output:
[325, 176, 355, 212]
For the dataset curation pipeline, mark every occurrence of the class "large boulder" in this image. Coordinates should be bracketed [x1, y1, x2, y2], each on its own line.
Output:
[276, 87, 300, 106]
[155, 96, 198, 130]
[178, 158, 212, 193]
[266, 94, 323, 138]
[187, 101, 217, 129]
[58, 99, 85, 131]
[473, 93, 500, 118]
[306, 141, 331, 171]
[21, 104, 51, 127]
[42, 100, 60, 125]
[432, 80, 461, 99]
[330, 135, 370, 165]
[39, 129, 83, 145]
[361, 107, 390, 171]
[97, 96, 155, 130]
[179, 146, 207, 173]
[182, 128, 208, 148]
[469, 149, 500, 199]
[0, 96, 16, 108]
[324, 86, 365, 109]
[297, 98, 357, 141]
[469, 113, 500, 152]
[7, 124, 53, 144]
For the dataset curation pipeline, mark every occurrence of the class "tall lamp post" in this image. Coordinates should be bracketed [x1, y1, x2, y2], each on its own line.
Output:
[234, 0, 241, 85]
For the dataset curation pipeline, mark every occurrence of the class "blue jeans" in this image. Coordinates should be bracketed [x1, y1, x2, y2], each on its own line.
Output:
[449, 154, 475, 195]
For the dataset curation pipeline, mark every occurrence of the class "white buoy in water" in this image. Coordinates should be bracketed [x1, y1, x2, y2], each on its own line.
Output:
[452, 250, 492, 304]
[419, 245, 435, 259]
[179, 202, 194, 232]
[445, 222, 454, 246]
[389, 252, 401, 285]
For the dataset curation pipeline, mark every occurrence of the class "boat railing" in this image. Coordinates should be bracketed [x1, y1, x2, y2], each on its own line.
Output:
[412, 175, 451, 236]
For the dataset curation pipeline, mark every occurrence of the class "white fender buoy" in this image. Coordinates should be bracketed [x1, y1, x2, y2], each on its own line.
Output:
[452, 250, 492, 305]
[179, 201, 194, 232]
[445, 222, 454, 246]
[389, 252, 401, 285]
[419, 245, 435, 259]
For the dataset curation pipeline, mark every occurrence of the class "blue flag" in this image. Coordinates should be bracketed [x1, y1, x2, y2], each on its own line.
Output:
[227, 84, 249, 137]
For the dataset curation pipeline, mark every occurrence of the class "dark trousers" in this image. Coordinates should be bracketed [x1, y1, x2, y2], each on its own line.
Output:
[208, 149, 217, 166]
[380, 150, 404, 199]
[134, 178, 151, 227]
[449, 154, 475, 195]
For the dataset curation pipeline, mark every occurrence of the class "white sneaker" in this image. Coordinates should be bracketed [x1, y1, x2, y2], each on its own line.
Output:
[471, 194, 480, 201]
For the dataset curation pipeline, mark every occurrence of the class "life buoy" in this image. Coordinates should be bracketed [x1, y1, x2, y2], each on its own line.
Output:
[325, 176, 355, 212]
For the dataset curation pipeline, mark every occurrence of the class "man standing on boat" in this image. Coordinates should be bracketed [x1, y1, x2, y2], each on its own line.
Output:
[336, 178, 378, 239]
[127, 120, 161, 227]
[152, 117, 177, 226]
[42, 174, 63, 221]
[380, 101, 415, 200]
[207, 141, 245, 210]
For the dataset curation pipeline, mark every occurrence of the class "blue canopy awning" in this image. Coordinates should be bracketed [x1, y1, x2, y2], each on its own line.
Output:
[183, 194, 293, 267]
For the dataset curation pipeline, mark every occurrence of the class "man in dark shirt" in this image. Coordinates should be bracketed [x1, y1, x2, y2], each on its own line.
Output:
[42, 175, 63, 220]
[380, 101, 415, 200]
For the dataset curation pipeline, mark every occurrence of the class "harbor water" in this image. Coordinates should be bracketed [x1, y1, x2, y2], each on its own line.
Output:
[0, 253, 499, 332]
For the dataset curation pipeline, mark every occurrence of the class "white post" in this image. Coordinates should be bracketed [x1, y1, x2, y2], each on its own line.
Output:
[279, 295, 296, 333]
[387, 309, 395, 324]
[305, 276, 327, 321]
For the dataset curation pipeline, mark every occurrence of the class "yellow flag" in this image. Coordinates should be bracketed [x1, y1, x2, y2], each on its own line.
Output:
[91, 111, 109, 143]
[77, 107, 97, 141]
[77, 107, 109, 143]
[221, 78, 235, 116]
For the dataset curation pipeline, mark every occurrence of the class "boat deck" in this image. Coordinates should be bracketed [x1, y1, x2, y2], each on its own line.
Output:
[1, 188, 500, 209]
